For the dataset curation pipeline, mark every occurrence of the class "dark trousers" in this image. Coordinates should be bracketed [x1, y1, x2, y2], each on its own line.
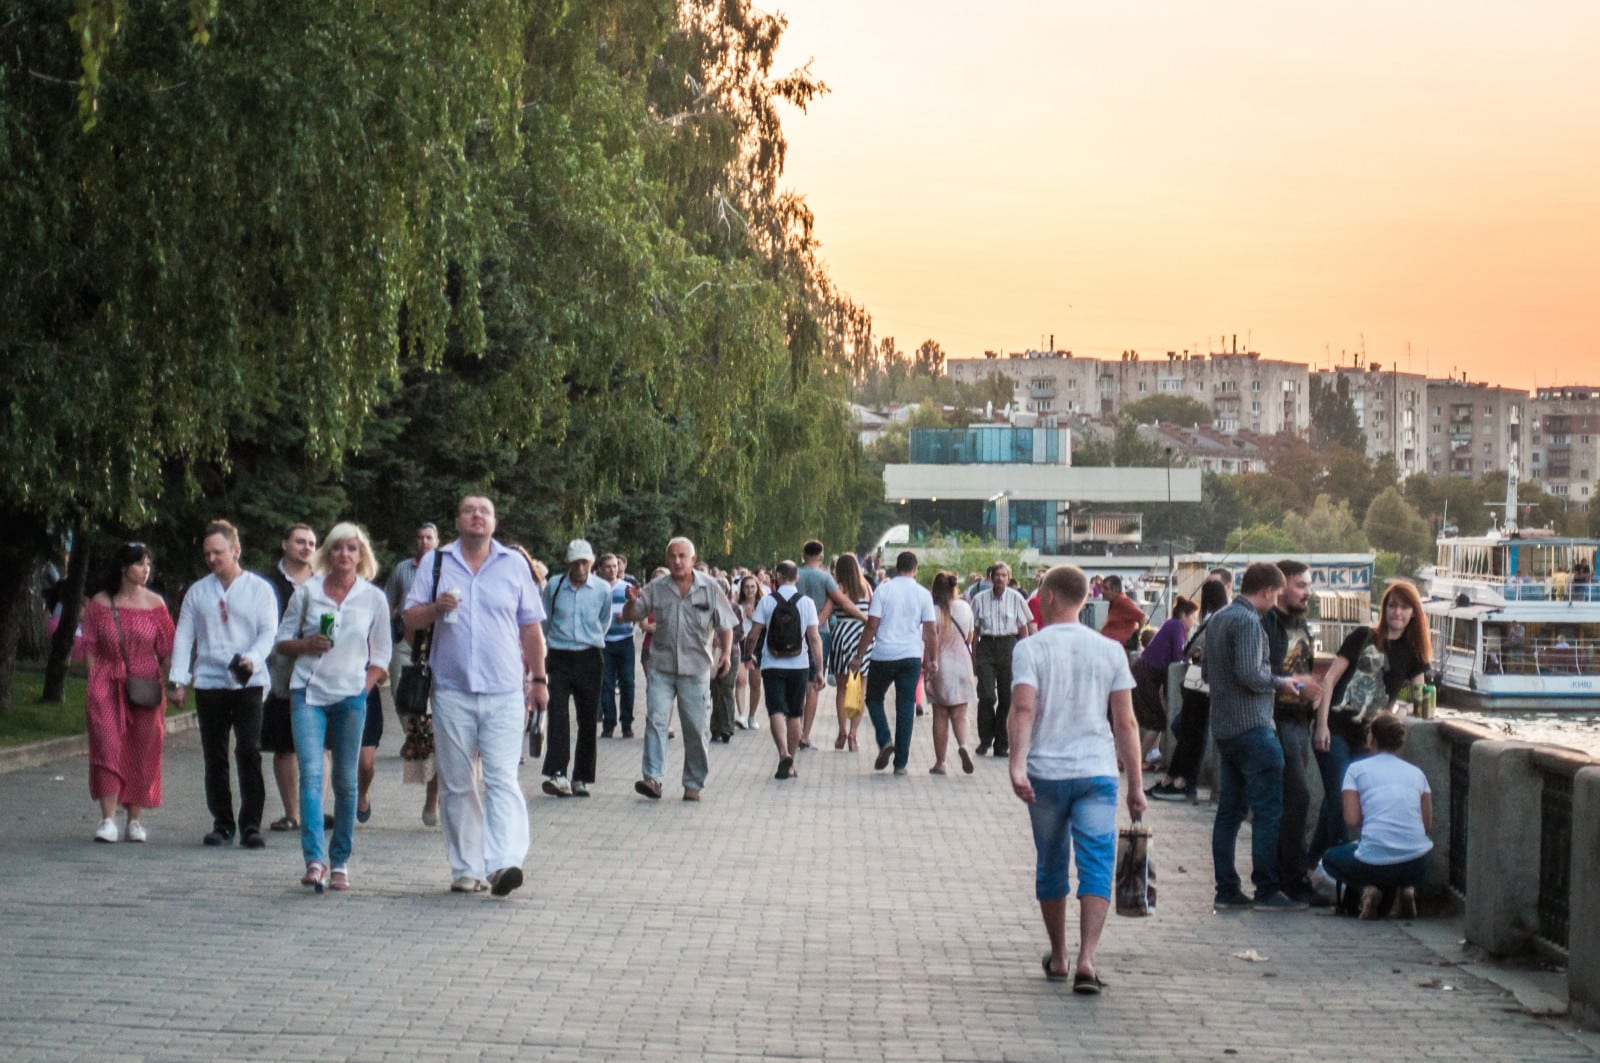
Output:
[1322, 843, 1429, 915]
[1276, 716, 1314, 887]
[195, 686, 266, 835]
[602, 638, 636, 730]
[865, 657, 921, 770]
[1166, 687, 1211, 784]
[975, 635, 1018, 750]
[543, 647, 603, 783]
[1212, 725, 1285, 900]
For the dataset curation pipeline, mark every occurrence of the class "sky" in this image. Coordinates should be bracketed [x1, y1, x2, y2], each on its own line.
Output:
[770, 1, 1599, 389]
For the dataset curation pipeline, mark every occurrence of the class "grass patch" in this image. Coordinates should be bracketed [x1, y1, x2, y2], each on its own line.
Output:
[1, 670, 90, 747]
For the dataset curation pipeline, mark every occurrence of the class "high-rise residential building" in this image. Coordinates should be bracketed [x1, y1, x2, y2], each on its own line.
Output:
[1316, 364, 1428, 478]
[1423, 377, 1526, 479]
[946, 348, 1309, 435]
[1527, 386, 1600, 508]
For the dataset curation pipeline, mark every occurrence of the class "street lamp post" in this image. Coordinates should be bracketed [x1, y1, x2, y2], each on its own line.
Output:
[1165, 446, 1175, 615]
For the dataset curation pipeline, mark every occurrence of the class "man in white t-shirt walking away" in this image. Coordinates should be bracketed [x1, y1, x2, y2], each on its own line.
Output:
[746, 561, 825, 780]
[850, 551, 937, 776]
[1007, 564, 1145, 994]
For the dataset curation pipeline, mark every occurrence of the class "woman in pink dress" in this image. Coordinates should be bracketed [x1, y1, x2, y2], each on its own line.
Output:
[82, 542, 175, 843]
[927, 570, 977, 775]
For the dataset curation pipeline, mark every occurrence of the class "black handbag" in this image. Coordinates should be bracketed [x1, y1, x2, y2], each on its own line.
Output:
[394, 551, 443, 721]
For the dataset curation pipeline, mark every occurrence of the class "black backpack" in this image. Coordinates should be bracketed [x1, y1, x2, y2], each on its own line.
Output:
[766, 590, 805, 657]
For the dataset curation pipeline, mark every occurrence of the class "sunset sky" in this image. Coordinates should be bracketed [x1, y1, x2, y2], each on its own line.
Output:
[772, 2, 1598, 389]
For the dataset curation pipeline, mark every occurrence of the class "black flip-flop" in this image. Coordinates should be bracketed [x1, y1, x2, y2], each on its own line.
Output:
[1040, 955, 1068, 983]
[1072, 971, 1105, 995]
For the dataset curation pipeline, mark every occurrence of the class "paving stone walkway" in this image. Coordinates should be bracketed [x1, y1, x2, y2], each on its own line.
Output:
[1, 692, 1595, 1061]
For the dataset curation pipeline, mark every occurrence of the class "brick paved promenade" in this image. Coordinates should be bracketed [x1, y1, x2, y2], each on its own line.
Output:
[2, 696, 1595, 1061]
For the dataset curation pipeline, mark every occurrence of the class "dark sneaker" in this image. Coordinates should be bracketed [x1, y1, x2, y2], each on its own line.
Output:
[958, 747, 974, 774]
[1148, 783, 1189, 802]
[240, 830, 267, 850]
[1214, 891, 1254, 910]
[203, 829, 234, 847]
[975, 741, 991, 756]
[682, 788, 701, 802]
[600, 727, 614, 739]
[488, 866, 523, 897]
[621, 727, 634, 738]
[874, 744, 896, 771]
[776, 756, 793, 780]
[1285, 882, 1332, 909]
[1253, 891, 1309, 912]
[634, 778, 662, 800]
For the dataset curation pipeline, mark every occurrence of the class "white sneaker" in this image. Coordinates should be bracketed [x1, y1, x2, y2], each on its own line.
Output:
[125, 820, 148, 843]
[94, 818, 119, 843]
[542, 775, 572, 797]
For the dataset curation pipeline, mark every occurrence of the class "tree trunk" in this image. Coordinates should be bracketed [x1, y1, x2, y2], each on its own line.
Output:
[0, 552, 31, 714]
[43, 527, 92, 703]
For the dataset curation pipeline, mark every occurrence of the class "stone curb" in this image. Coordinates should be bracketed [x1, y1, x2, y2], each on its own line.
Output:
[0, 710, 200, 775]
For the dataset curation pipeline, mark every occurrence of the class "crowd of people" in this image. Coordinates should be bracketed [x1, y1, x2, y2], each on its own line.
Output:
[76, 497, 1438, 984]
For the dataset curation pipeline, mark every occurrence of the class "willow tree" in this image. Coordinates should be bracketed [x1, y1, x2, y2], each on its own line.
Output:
[0, 1, 526, 708]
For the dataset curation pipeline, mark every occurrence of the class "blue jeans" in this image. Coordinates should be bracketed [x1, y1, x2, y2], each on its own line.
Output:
[864, 657, 921, 770]
[291, 689, 366, 870]
[1212, 725, 1286, 900]
[1308, 732, 1357, 867]
[1321, 842, 1429, 915]
[602, 639, 636, 730]
[1027, 775, 1119, 901]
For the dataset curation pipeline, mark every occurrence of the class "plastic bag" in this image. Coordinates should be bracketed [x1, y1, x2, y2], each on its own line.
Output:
[1114, 821, 1157, 917]
[841, 671, 864, 718]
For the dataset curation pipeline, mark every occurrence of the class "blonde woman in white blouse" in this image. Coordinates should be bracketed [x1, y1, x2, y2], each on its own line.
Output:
[274, 523, 392, 893]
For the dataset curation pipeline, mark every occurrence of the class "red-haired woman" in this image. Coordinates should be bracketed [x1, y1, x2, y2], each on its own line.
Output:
[1309, 580, 1431, 869]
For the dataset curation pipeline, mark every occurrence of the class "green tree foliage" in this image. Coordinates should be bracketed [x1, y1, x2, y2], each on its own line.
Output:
[1072, 419, 1165, 468]
[1363, 487, 1432, 572]
[1309, 374, 1366, 455]
[1283, 494, 1368, 553]
[1225, 523, 1301, 555]
[1120, 395, 1213, 427]
[0, 0, 878, 708]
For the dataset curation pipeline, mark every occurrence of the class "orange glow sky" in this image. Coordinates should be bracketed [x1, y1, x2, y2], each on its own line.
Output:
[772, 2, 1599, 389]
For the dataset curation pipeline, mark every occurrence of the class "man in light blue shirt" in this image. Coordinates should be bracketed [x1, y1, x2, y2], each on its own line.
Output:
[538, 539, 613, 798]
[404, 495, 548, 897]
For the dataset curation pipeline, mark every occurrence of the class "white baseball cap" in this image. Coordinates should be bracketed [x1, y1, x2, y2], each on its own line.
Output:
[566, 539, 596, 563]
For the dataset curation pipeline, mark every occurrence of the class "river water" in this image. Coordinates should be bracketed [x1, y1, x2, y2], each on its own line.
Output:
[1435, 706, 1600, 758]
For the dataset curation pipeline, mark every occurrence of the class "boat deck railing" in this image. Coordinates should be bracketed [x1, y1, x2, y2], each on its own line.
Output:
[1486, 636, 1600, 677]
[1443, 573, 1600, 603]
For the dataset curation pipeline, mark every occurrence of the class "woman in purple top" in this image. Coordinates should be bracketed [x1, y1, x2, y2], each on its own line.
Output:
[1147, 580, 1229, 801]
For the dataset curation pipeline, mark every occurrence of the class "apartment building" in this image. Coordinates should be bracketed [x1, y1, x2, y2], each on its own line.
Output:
[1424, 378, 1526, 479]
[1316, 364, 1428, 478]
[1527, 386, 1600, 507]
[947, 348, 1310, 435]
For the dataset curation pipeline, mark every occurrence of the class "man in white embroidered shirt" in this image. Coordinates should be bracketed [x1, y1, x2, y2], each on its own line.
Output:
[168, 520, 280, 849]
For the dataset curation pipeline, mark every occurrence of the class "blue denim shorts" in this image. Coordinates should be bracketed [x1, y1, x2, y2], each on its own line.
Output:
[1026, 775, 1119, 901]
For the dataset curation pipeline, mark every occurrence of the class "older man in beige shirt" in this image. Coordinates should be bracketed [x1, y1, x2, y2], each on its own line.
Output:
[622, 537, 739, 801]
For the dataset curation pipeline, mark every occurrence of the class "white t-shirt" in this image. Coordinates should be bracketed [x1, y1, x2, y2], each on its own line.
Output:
[1011, 621, 1135, 781]
[868, 575, 936, 661]
[1343, 752, 1434, 865]
[752, 584, 819, 670]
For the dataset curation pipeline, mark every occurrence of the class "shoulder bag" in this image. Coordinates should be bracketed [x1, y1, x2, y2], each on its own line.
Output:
[268, 588, 312, 701]
[111, 604, 163, 708]
[395, 550, 444, 720]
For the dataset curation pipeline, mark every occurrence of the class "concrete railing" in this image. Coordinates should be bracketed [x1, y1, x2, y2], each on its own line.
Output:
[1399, 718, 1600, 1029]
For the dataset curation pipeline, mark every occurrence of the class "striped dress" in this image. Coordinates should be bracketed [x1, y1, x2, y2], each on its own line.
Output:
[826, 597, 872, 678]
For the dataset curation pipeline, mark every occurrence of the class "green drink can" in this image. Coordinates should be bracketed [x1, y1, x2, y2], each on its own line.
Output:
[319, 612, 336, 646]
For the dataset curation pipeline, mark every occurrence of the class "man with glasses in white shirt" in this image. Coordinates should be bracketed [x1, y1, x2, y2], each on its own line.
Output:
[168, 520, 280, 849]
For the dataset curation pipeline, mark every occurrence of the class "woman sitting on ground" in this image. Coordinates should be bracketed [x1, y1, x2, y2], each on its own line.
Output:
[1321, 713, 1432, 919]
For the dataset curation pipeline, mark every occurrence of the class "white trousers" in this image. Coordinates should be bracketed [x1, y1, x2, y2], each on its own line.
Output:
[431, 689, 528, 881]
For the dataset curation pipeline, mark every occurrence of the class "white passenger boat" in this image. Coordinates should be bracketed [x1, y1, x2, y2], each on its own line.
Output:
[1423, 531, 1600, 711]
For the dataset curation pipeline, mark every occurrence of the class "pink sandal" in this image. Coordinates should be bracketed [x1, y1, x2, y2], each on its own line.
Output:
[329, 867, 350, 892]
[301, 862, 327, 894]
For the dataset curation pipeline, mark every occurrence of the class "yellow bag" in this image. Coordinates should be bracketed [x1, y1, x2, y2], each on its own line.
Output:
[841, 670, 864, 718]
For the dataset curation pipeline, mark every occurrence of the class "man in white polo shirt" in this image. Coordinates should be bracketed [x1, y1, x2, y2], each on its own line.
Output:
[849, 550, 937, 776]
